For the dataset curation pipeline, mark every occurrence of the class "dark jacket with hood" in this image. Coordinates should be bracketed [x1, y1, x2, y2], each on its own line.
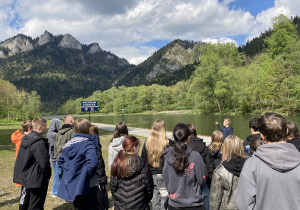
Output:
[243, 133, 261, 156]
[236, 143, 300, 210]
[13, 130, 51, 188]
[209, 148, 222, 168]
[209, 156, 247, 210]
[163, 146, 207, 208]
[46, 118, 61, 161]
[54, 124, 75, 158]
[286, 137, 300, 152]
[110, 155, 154, 210]
[57, 133, 98, 202]
[188, 136, 215, 187]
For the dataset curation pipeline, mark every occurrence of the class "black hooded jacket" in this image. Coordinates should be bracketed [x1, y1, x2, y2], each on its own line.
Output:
[188, 136, 215, 187]
[13, 130, 51, 188]
[222, 156, 247, 177]
[286, 138, 300, 152]
[209, 148, 222, 168]
[110, 155, 154, 210]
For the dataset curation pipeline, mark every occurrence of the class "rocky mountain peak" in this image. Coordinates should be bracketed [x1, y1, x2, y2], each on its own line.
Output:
[0, 34, 34, 57]
[58, 34, 82, 50]
[37, 30, 54, 46]
[88, 43, 102, 54]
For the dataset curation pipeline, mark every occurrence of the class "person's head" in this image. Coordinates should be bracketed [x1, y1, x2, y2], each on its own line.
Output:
[48, 118, 61, 133]
[111, 121, 128, 142]
[172, 123, 191, 171]
[258, 112, 287, 143]
[63, 115, 75, 125]
[89, 124, 99, 136]
[249, 117, 259, 133]
[146, 120, 169, 168]
[287, 121, 299, 140]
[208, 130, 224, 153]
[250, 136, 264, 153]
[22, 120, 32, 133]
[222, 135, 247, 162]
[111, 135, 140, 177]
[74, 118, 91, 134]
[187, 123, 197, 137]
[223, 118, 231, 127]
[32, 118, 47, 134]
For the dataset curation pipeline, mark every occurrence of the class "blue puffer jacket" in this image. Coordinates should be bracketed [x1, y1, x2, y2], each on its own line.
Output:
[57, 133, 98, 202]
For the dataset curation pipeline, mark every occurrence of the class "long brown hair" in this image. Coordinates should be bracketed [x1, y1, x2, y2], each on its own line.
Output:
[146, 120, 169, 168]
[221, 135, 247, 162]
[110, 122, 128, 142]
[208, 130, 224, 153]
[111, 136, 140, 178]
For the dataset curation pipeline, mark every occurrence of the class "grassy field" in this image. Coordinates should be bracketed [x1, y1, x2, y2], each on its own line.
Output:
[0, 120, 146, 210]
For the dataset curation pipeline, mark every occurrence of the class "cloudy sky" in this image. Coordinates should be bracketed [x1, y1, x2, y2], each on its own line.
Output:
[0, 0, 299, 64]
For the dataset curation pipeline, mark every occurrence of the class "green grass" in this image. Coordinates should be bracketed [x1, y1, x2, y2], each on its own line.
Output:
[0, 120, 146, 210]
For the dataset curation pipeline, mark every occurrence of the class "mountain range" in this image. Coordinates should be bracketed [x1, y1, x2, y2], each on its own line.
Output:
[0, 31, 204, 112]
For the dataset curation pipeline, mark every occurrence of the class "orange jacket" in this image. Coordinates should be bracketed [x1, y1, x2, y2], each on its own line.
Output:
[11, 130, 24, 187]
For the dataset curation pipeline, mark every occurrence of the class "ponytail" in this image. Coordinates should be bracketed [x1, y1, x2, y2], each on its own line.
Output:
[172, 123, 191, 171]
[111, 150, 126, 177]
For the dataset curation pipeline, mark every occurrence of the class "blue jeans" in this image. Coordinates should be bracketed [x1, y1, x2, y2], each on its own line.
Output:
[51, 161, 62, 195]
[152, 174, 168, 210]
[202, 184, 209, 210]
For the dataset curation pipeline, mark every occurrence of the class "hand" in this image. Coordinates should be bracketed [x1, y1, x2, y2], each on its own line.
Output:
[215, 121, 219, 125]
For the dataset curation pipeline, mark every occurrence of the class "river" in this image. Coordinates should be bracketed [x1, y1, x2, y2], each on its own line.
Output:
[44, 114, 300, 140]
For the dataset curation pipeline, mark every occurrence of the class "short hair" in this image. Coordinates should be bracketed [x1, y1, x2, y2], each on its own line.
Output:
[64, 115, 74, 124]
[74, 118, 91, 134]
[250, 136, 263, 152]
[249, 117, 259, 132]
[224, 118, 231, 124]
[22, 120, 32, 132]
[258, 112, 287, 142]
[187, 123, 197, 136]
[32, 118, 47, 129]
[287, 121, 299, 139]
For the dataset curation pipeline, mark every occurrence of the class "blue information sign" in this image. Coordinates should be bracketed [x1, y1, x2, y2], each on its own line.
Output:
[81, 101, 98, 112]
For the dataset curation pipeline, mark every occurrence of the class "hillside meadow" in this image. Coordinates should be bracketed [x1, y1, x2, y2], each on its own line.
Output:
[0, 120, 147, 210]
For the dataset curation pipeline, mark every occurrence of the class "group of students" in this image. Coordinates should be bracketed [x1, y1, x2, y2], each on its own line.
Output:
[11, 112, 300, 210]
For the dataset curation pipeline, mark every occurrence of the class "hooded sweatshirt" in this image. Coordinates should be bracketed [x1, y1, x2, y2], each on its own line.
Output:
[163, 146, 207, 208]
[13, 130, 51, 188]
[108, 136, 125, 170]
[46, 118, 61, 161]
[209, 148, 222, 168]
[11, 130, 24, 158]
[235, 143, 300, 210]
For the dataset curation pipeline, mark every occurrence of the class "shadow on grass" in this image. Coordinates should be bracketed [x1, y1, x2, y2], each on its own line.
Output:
[0, 196, 19, 207]
[52, 202, 75, 210]
[0, 193, 10, 198]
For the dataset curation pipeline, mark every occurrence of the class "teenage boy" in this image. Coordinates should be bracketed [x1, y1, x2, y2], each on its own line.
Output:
[13, 118, 51, 210]
[215, 118, 233, 140]
[11, 120, 32, 209]
[243, 117, 261, 156]
[235, 112, 300, 210]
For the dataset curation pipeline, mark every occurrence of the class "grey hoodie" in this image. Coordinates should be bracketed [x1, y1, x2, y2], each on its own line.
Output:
[108, 136, 125, 170]
[46, 118, 61, 161]
[163, 146, 207, 208]
[235, 143, 300, 210]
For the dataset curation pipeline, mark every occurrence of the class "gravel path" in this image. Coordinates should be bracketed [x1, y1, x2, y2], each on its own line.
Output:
[93, 123, 212, 144]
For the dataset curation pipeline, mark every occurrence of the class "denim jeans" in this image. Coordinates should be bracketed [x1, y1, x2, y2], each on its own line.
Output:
[152, 174, 168, 210]
[202, 184, 209, 210]
[51, 161, 62, 195]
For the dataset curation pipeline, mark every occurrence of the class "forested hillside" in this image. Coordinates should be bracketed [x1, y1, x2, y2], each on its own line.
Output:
[60, 14, 300, 115]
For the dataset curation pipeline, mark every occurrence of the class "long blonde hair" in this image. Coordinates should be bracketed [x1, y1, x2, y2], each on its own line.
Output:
[221, 135, 247, 162]
[146, 120, 169, 168]
[208, 130, 224, 153]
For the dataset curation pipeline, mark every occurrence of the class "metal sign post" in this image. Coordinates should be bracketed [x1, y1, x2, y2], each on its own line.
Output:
[121, 109, 125, 122]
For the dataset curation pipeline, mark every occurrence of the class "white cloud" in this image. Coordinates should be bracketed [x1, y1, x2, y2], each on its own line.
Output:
[246, 0, 300, 42]
[202, 37, 237, 45]
[0, 0, 299, 64]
